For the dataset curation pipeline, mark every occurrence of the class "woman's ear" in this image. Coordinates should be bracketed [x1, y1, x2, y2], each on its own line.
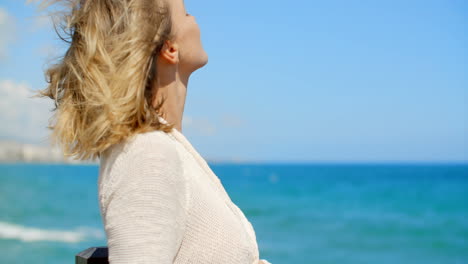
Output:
[159, 40, 179, 64]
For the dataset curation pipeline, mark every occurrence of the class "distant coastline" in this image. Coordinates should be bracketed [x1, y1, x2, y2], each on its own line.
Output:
[0, 140, 98, 165]
[2, 140, 465, 166]
[0, 140, 235, 165]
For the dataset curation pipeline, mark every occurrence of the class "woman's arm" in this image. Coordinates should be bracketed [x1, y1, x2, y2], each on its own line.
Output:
[101, 137, 188, 263]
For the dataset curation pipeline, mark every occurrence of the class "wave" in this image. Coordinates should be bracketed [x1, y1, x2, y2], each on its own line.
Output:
[0, 221, 105, 243]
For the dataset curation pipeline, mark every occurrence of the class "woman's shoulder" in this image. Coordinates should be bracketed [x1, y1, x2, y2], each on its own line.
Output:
[97, 128, 190, 223]
[103, 129, 175, 157]
[100, 129, 181, 175]
[126, 129, 176, 154]
[98, 129, 185, 201]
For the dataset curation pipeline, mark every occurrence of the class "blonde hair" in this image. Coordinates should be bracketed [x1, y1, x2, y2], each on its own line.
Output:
[33, 0, 176, 162]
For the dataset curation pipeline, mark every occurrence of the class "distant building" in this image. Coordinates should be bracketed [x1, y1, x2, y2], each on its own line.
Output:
[0, 141, 98, 164]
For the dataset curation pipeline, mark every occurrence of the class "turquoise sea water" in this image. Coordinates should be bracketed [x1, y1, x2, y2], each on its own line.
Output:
[0, 163, 467, 263]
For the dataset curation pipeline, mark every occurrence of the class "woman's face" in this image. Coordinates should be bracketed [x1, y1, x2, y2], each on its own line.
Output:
[169, 0, 208, 74]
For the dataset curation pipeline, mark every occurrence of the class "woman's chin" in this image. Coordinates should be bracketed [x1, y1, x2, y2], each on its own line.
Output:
[182, 53, 209, 75]
[200, 53, 209, 67]
[193, 53, 209, 71]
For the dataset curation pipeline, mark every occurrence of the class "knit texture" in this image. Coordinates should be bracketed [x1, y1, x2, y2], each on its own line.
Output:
[98, 116, 271, 264]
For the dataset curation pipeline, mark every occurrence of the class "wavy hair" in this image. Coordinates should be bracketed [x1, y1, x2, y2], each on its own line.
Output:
[33, 0, 176, 162]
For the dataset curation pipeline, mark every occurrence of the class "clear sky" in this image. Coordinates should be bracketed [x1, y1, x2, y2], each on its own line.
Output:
[0, 0, 466, 163]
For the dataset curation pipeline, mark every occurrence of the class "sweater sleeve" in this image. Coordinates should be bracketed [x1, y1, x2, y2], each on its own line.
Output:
[102, 137, 188, 264]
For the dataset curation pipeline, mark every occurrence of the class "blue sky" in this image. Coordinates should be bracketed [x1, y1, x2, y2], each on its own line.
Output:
[0, 0, 466, 163]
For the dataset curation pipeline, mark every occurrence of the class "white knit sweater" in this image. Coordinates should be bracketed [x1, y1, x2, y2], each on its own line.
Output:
[98, 116, 271, 264]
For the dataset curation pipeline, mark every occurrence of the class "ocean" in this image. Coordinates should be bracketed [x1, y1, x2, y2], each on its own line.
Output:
[0, 163, 467, 264]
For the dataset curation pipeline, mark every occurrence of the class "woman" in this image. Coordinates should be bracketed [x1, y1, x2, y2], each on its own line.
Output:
[35, 0, 271, 263]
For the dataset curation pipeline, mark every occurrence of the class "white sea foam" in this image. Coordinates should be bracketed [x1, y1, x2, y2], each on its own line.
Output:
[0, 221, 105, 243]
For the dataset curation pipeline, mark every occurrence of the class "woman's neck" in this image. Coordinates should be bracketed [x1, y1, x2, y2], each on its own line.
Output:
[152, 70, 189, 133]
